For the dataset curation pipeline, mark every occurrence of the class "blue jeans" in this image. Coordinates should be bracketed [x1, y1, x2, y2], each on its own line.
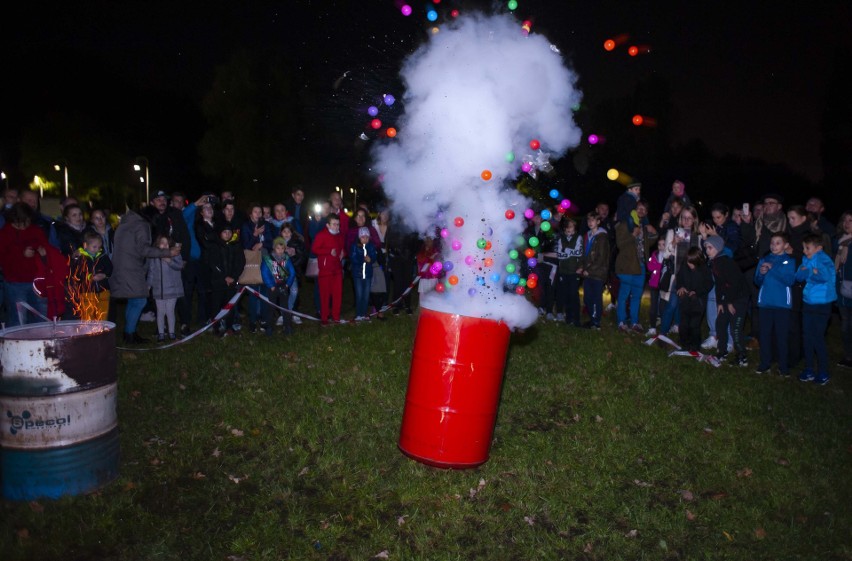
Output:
[583, 278, 604, 326]
[616, 273, 645, 326]
[124, 297, 147, 334]
[802, 303, 832, 373]
[4, 282, 48, 327]
[353, 275, 371, 317]
[660, 293, 680, 335]
[288, 280, 299, 311]
[759, 307, 791, 373]
[556, 273, 581, 325]
[245, 284, 266, 326]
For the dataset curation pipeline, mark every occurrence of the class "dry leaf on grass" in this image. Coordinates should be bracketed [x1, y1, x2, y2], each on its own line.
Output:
[211, 447, 221, 458]
[298, 467, 309, 477]
[227, 474, 248, 484]
[686, 510, 697, 521]
[583, 542, 593, 553]
[28, 501, 44, 513]
[523, 516, 535, 526]
[736, 467, 753, 478]
[754, 527, 767, 539]
[625, 529, 638, 538]
[191, 471, 206, 480]
[374, 550, 389, 559]
[776, 458, 790, 466]
[230, 428, 244, 437]
[633, 479, 652, 488]
[678, 489, 694, 501]
[397, 515, 407, 527]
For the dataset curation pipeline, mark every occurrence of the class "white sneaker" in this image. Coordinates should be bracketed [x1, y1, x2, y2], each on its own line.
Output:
[538, 307, 546, 316]
[645, 328, 657, 337]
[276, 316, 284, 326]
[670, 325, 679, 334]
[292, 316, 302, 325]
[727, 343, 734, 353]
[140, 311, 156, 322]
[701, 335, 718, 350]
[606, 303, 616, 312]
[339, 319, 348, 324]
[556, 313, 565, 322]
[546, 313, 555, 321]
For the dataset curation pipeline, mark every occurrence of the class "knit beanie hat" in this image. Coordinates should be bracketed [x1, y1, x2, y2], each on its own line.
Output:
[705, 235, 725, 254]
[358, 227, 370, 238]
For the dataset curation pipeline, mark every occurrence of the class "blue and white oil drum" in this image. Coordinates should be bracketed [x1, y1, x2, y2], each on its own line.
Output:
[0, 321, 119, 500]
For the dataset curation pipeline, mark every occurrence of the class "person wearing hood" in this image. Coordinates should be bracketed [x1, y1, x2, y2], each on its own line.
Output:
[111, 209, 180, 344]
[705, 235, 751, 366]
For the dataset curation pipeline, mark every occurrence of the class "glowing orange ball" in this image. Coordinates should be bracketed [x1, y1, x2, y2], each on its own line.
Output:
[481, 169, 492, 181]
[448, 275, 459, 286]
[386, 127, 397, 138]
[632, 114, 644, 126]
[628, 45, 639, 57]
[484, 257, 493, 267]
[526, 278, 538, 289]
[484, 240, 492, 251]
[604, 39, 615, 51]
[524, 248, 536, 258]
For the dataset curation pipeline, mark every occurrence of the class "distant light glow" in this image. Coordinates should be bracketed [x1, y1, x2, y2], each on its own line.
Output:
[603, 39, 615, 51]
[588, 134, 599, 144]
[607, 168, 620, 181]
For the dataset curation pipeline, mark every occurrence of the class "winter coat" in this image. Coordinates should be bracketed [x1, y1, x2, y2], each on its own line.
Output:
[285, 234, 307, 274]
[144, 206, 191, 261]
[207, 240, 246, 291]
[676, 262, 714, 314]
[311, 226, 345, 277]
[69, 247, 113, 294]
[754, 253, 795, 309]
[241, 219, 275, 253]
[795, 250, 837, 305]
[350, 241, 378, 280]
[710, 253, 751, 304]
[84, 224, 115, 259]
[647, 250, 664, 289]
[261, 251, 296, 290]
[0, 222, 50, 282]
[556, 232, 583, 275]
[147, 254, 185, 300]
[53, 221, 86, 257]
[110, 211, 172, 299]
[580, 228, 610, 281]
[714, 219, 742, 253]
[615, 221, 657, 276]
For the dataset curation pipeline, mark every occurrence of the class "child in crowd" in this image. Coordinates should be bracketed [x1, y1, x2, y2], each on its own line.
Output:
[208, 225, 245, 336]
[68, 231, 113, 321]
[576, 212, 610, 329]
[705, 235, 751, 366]
[796, 233, 837, 385]
[311, 213, 345, 324]
[753, 232, 796, 375]
[350, 226, 378, 321]
[261, 237, 297, 335]
[147, 235, 185, 342]
[554, 217, 583, 326]
[645, 238, 666, 336]
[675, 247, 714, 352]
[663, 179, 692, 214]
[615, 182, 642, 233]
[279, 224, 306, 325]
[416, 234, 440, 294]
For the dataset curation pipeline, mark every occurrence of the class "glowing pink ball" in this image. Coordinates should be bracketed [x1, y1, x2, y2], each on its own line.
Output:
[401, 5, 413, 16]
[523, 208, 534, 219]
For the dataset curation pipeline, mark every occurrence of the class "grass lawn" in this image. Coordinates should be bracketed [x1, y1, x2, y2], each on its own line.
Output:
[2, 287, 851, 560]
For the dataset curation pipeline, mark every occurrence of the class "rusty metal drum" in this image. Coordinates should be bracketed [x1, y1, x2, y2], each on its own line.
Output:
[0, 321, 119, 500]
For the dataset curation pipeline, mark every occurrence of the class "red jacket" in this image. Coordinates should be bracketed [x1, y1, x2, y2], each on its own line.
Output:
[311, 226, 344, 277]
[0, 223, 51, 282]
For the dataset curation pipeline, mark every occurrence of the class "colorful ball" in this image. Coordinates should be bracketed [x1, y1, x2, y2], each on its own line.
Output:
[505, 209, 515, 220]
[526, 278, 538, 289]
[448, 275, 459, 286]
[450, 9, 459, 17]
[485, 240, 492, 250]
[370, 119, 382, 130]
[505, 152, 515, 163]
[464, 255, 474, 265]
[483, 257, 493, 267]
[386, 127, 397, 138]
[508, 0, 518, 10]
[523, 208, 534, 219]
[528, 236, 540, 248]
[435, 282, 445, 293]
[443, 261, 454, 272]
[427, 10, 438, 21]
[368, 106, 379, 116]
[521, 162, 532, 173]
[515, 286, 526, 295]
[549, 189, 560, 199]
[481, 169, 492, 181]
[603, 39, 615, 51]
[527, 272, 538, 282]
[440, 228, 449, 238]
[518, 278, 527, 287]
[506, 263, 516, 273]
[454, 217, 464, 227]
[524, 248, 536, 258]
[540, 221, 551, 232]
[490, 273, 501, 283]
[508, 249, 519, 260]
[451, 239, 462, 251]
[527, 257, 537, 268]
[476, 238, 487, 249]
[588, 134, 599, 144]
[401, 5, 413, 16]
[468, 288, 477, 296]
[632, 114, 644, 126]
[530, 139, 540, 150]
[541, 209, 552, 220]
[384, 94, 396, 106]
[560, 199, 571, 210]
[628, 45, 639, 57]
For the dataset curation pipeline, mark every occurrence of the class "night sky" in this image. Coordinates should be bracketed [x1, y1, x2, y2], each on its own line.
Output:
[3, 1, 850, 208]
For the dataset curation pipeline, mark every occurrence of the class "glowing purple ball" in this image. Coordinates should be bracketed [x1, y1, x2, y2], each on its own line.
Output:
[443, 261, 454, 272]
[464, 255, 474, 266]
[527, 257, 538, 268]
[451, 239, 462, 251]
[588, 134, 599, 145]
[560, 199, 572, 210]
[383, 94, 396, 106]
[523, 208, 535, 219]
[401, 5, 413, 16]
[521, 162, 532, 173]
[440, 228, 449, 239]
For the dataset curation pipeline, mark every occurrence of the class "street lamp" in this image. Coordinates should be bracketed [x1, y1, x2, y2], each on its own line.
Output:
[33, 175, 43, 198]
[134, 157, 149, 203]
[53, 159, 69, 197]
[349, 187, 357, 209]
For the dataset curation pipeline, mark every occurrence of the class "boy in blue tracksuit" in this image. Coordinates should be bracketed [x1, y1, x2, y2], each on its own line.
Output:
[350, 227, 378, 321]
[753, 232, 796, 375]
[796, 233, 837, 385]
[261, 237, 297, 336]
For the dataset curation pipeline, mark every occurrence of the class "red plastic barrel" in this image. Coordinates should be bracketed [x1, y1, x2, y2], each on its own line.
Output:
[398, 308, 511, 468]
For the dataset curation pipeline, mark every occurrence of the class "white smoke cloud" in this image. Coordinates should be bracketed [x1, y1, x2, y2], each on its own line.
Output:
[372, 12, 582, 329]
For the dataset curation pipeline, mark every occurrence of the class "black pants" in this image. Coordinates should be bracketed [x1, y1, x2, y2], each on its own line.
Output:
[555, 273, 581, 325]
[264, 286, 291, 333]
[717, 298, 748, 358]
